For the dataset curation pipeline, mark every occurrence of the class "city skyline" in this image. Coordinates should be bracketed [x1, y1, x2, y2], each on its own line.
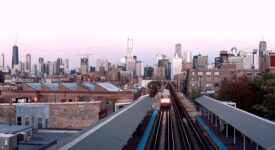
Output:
[1, 0, 275, 68]
[0, 39, 273, 70]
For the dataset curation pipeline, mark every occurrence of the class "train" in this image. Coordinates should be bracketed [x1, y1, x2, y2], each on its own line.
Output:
[160, 89, 171, 108]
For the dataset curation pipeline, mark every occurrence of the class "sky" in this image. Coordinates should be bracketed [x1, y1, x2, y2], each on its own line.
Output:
[0, 0, 275, 69]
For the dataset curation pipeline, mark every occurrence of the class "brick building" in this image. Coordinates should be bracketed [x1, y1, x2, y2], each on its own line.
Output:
[184, 68, 260, 95]
[1, 82, 133, 103]
[0, 101, 112, 129]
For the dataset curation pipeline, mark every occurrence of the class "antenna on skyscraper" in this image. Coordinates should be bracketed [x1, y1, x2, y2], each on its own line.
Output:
[14, 37, 18, 45]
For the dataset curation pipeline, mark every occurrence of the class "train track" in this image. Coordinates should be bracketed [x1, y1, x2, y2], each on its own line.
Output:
[148, 84, 213, 150]
[151, 108, 174, 150]
[168, 84, 210, 150]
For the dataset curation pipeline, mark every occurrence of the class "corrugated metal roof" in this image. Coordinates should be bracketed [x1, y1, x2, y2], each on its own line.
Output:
[58, 95, 154, 150]
[196, 96, 275, 150]
[61, 83, 77, 91]
[44, 83, 59, 91]
[26, 83, 41, 90]
[97, 83, 121, 92]
[80, 83, 95, 91]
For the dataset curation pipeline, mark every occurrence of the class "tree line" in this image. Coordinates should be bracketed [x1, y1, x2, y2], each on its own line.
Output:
[216, 72, 275, 120]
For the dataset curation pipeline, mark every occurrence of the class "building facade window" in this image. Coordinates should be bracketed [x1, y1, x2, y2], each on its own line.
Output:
[214, 72, 219, 75]
[246, 72, 252, 75]
[198, 72, 203, 75]
[25, 117, 30, 126]
[17, 117, 22, 125]
[38, 117, 43, 129]
[206, 83, 212, 87]
[206, 72, 211, 75]
[192, 72, 195, 76]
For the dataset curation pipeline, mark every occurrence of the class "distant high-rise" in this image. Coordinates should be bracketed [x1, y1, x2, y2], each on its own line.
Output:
[32, 64, 37, 76]
[259, 41, 267, 56]
[25, 54, 31, 71]
[12, 45, 19, 68]
[193, 54, 208, 69]
[64, 59, 69, 73]
[126, 38, 133, 60]
[158, 59, 171, 80]
[171, 55, 183, 80]
[184, 51, 192, 64]
[136, 61, 144, 77]
[0, 54, 4, 69]
[38, 57, 44, 75]
[56, 58, 62, 75]
[156, 54, 166, 65]
[48, 61, 54, 75]
[80, 58, 89, 74]
[175, 43, 182, 57]
[96, 58, 109, 71]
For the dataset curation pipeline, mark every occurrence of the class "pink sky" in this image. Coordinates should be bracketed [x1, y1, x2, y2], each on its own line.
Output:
[0, 0, 275, 69]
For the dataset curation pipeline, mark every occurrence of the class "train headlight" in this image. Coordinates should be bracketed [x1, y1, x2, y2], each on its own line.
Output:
[161, 98, 170, 103]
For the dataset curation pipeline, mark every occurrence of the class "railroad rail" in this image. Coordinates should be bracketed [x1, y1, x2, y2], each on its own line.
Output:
[168, 84, 214, 150]
[147, 84, 214, 150]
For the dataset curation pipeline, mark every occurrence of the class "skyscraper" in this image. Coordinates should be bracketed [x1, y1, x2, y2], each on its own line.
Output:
[96, 58, 109, 71]
[56, 58, 62, 75]
[126, 38, 133, 60]
[175, 43, 182, 57]
[158, 59, 171, 80]
[32, 64, 37, 77]
[25, 54, 31, 71]
[171, 55, 183, 80]
[136, 61, 144, 77]
[64, 59, 69, 73]
[38, 57, 44, 75]
[80, 58, 89, 74]
[156, 54, 166, 65]
[184, 51, 192, 64]
[0, 54, 4, 69]
[12, 45, 19, 68]
[259, 41, 267, 56]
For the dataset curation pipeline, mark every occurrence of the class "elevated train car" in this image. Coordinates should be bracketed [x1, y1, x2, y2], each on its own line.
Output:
[160, 89, 171, 108]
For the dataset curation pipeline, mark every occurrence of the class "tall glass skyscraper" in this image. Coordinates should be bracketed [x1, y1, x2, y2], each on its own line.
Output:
[12, 45, 19, 68]
[175, 43, 182, 57]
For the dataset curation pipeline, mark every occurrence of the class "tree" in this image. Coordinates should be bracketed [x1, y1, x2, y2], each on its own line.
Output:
[252, 72, 275, 119]
[190, 89, 200, 101]
[216, 77, 232, 101]
[217, 75, 258, 113]
[147, 81, 161, 97]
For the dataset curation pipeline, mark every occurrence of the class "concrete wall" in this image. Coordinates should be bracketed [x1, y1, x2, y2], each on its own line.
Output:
[0, 105, 15, 125]
[15, 104, 50, 129]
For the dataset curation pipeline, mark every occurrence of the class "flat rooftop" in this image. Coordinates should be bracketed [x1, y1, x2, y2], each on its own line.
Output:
[0, 125, 31, 134]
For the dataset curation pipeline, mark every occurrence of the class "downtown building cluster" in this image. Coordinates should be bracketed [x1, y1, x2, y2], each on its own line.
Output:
[173, 41, 275, 96]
